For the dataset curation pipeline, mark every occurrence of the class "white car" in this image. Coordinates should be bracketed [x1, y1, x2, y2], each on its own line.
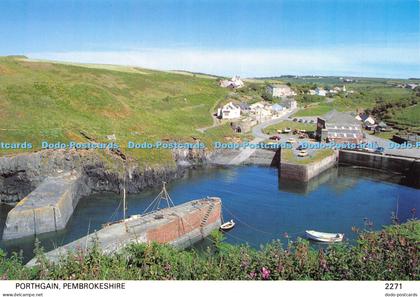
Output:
[298, 150, 308, 157]
[286, 138, 296, 144]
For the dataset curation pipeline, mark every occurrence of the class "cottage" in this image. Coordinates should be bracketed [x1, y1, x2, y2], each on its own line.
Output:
[217, 102, 241, 119]
[250, 101, 272, 118]
[355, 113, 375, 125]
[219, 76, 244, 89]
[314, 88, 328, 97]
[266, 84, 296, 97]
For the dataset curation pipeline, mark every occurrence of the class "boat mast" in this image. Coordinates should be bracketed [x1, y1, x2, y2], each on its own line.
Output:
[123, 160, 127, 220]
[123, 186, 126, 220]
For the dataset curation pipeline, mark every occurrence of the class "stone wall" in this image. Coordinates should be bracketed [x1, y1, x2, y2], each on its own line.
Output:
[279, 151, 338, 182]
[338, 150, 420, 188]
[2, 172, 90, 240]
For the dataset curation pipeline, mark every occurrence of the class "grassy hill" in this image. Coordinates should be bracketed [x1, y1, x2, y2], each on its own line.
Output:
[0, 56, 235, 166]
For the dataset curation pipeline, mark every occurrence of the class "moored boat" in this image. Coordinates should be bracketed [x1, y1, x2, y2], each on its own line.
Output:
[305, 230, 344, 243]
[220, 220, 235, 231]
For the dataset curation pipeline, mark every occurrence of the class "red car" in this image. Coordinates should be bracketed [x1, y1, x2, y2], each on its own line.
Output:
[269, 135, 281, 140]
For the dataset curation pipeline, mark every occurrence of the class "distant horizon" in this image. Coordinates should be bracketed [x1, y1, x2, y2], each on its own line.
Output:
[1, 0, 419, 79]
[9, 55, 419, 81]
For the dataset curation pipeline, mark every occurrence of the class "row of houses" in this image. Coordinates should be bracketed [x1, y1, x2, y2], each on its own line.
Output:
[308, 86, 351, 96]
[355, 113, 389, 132]
[316, 110, 392, 144]
[216, 99, 297, 120]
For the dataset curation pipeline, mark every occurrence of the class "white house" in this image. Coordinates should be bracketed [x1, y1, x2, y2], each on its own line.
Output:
[219, 76, 244, 89]
[314, 87, 328, 96]
[250, 101, 272, 118]
[355, 113, 375, 125]
[266, 84, 296, 97]
[217, 102, 241, 119]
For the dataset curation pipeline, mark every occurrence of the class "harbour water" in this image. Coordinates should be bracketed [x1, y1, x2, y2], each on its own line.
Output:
[0, 165, 419, 261]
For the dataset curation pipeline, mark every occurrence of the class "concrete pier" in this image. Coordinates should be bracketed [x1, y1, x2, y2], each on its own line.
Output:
[338, 150, 420, 187]
[279, 151, 338, 182]
[2, 172, 86, 240]
[26, 197, 222, 266]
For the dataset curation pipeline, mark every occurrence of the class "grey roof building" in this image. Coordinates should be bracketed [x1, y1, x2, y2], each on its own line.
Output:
[316, 110, 364, 144]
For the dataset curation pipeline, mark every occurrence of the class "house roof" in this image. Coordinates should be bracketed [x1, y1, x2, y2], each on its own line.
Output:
[271, 103, 283, 110]
[321, 110, 360, 125]
[269, 84, 290, 89]
[239, 102, 250, 109]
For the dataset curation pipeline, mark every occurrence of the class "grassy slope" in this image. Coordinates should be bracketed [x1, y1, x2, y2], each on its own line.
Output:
[0, 57, 234, 166]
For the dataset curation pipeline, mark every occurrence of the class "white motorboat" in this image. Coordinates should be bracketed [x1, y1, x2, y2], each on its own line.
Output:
[220, 220, 235, 231]
[305, 230, 344, 243]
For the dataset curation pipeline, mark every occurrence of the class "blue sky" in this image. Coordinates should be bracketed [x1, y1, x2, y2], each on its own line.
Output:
[0, 0, 419, 77]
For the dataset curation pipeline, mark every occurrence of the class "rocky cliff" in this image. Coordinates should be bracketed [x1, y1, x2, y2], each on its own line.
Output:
[0, 147, 216, 204]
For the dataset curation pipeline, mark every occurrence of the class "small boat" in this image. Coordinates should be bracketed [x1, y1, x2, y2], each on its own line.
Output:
[220, 220, 235, 231]
[305, 230, 344, 243]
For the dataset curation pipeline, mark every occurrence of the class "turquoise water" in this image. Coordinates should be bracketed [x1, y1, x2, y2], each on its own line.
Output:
[0, 165, 419, 261]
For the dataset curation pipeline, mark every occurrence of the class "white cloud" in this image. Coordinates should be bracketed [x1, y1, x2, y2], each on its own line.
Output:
[27, 46, 420, 78]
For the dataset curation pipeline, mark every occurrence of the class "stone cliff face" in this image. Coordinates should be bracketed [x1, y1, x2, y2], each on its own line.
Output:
[0, 148, 215, 204]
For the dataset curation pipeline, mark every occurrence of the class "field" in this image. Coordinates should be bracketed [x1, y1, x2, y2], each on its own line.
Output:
[391, 104, 420, 128]
[281, 148, 335, 165]
[0, 56, 236, 166]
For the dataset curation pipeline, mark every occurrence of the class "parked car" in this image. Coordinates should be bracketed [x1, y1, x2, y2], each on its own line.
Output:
[269, 135, 281, 141]
[286, 138, 296, 144]
[293, 118, 298, 122]
[298, 150, 308, 157]
[374, 147, 385, 155]
[283, 127, 292, 133]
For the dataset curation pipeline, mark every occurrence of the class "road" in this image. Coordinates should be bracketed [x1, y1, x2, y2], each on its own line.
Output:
[227, 109, 298, 165]
[364, 134, 419, 159]
[252, 109, 298, 139]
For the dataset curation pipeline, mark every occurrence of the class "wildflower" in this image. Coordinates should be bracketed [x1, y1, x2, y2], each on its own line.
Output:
[249, 271, 257, 279]
[260, 267, 270, 280]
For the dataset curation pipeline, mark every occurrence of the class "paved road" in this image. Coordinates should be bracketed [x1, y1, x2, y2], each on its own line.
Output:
[226, 109, 298, 165]
[252, 109, 298, 139]
[364, 134, 419, 159]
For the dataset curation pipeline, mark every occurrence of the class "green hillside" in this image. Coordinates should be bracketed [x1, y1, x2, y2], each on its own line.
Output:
[0, 56, 233, 165]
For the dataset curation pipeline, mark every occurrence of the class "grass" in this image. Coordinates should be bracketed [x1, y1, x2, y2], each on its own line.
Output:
[281, 148, 335, 165]
[366, 130, 396, 141]
[263, 121, 315, 135]
[0, 56, 240, 166]
[294, 103, 333, 117]
[392, 105, 420, 129]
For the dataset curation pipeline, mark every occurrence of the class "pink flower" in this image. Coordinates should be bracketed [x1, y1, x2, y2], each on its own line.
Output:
[260, 267, 271, 280]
